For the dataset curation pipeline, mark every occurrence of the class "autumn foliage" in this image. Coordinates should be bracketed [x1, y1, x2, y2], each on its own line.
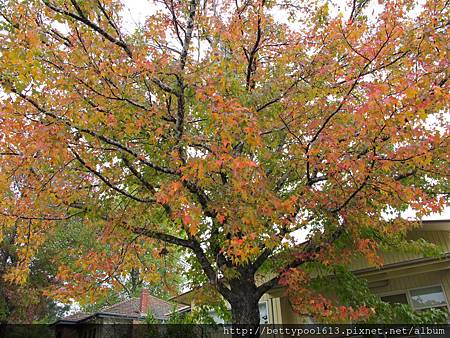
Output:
[0, 0, 448, 324]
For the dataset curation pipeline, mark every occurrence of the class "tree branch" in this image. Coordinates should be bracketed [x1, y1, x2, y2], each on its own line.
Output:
[179, 0, 197, 71]
[245, 1, 264, 90]
[5, 86, 177, 175]
[256, 226, 346, 297]
[132, 226, 194, 249]
[42, 0, 133, 58]
[71, 148, 154, 203]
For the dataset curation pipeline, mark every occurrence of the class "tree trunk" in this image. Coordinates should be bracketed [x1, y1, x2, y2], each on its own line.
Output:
[230, 297, 260, 325]
[228, 278, 261, 338]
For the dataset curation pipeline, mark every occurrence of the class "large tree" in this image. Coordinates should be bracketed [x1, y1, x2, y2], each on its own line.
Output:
[0, 0, 448, 326]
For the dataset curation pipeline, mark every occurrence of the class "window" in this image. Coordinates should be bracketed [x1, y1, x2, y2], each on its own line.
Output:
[381, 293, 408, 305]
[409, 286, 447, 310]
[259, 302, 268, 324]
[209, 302, 269, 324]
[380, 285, 449, 312]
[208, 310, 225, 324]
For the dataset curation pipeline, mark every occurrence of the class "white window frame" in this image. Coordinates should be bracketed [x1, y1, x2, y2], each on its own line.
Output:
[379, 284, 449, 313]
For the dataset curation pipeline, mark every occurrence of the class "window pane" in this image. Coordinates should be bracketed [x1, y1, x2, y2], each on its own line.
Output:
[381, 293, 408, 305]
[259, 302, 268, 324]
[410, 286, 447, 309]
[209, 311, 225, 324]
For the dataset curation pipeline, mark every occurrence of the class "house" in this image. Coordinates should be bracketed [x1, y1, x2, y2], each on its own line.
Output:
[53, 289, 181, 338]
[173, 219, 450, 325]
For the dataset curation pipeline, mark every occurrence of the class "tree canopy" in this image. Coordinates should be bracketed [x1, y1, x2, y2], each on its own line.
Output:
[0, 0, 448, 324]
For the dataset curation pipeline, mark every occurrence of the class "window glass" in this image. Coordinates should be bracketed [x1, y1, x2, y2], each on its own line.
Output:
[381, 293, 408, 305]
[410, 286, 447, 310]
[259, 302, 268, 324]
[209, 303, 269, 324]
[208, 310, 225, 324]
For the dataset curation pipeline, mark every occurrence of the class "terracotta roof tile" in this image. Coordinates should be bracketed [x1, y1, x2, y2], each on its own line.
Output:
[57, 312, 91, 322]
[56, 290, 183, 323]
[101, 297, 141, 317]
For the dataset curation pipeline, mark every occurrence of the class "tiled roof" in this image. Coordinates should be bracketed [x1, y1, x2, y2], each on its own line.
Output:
[57, 312, 91, 323]
[101, 297, 141, 317]
[99, 293, 179, 319]
[142, 293, 180, 320]
[55, 291, 182, 324]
